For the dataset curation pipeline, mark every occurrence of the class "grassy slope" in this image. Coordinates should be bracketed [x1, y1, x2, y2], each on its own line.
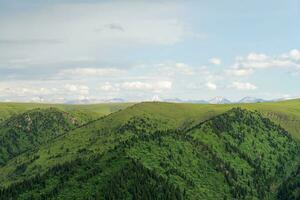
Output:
[0, 102, 134, 123]
[0, 107, 298, 199]
[0, 100, 299, 199]
[0, 100, 300, 185]
[131, 99, 300, 141]
[128, 108, 299, 199]
[0, 99, 299, 140]
[235, 99, 300, 141]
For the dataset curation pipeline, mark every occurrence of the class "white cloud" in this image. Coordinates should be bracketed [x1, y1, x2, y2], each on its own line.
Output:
[64, 84, 89, 95]
[0, 81, 63, 102]
[121, 81, 172, 92]
[206, 82, 217, 90]
[0, 80, 113, 103]
[209, 58, 221, 65]
[0, 83, 53, 97]
[226, 68, 253, 76]
[0, 1, 189, 69]
[230, 81, 257, 90]
[121, 81, 153, 90]
[151, 95, 162, 101]
[156, 62, 194, 75]
[174, 63, 194, 75]
[58, 67, 124, 77]
[0, 79, 167, 102]
[31, 96, 45, 103]
[287, 49, 300, 61]
[246, 53, 268, 62]
[228, 49, 300, 76]
[98, 80, 172, 94]
[99, 82, 120, 92]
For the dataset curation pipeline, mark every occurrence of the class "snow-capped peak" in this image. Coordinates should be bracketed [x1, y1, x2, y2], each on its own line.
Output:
[238, 97, 266, 103]
[209, 96, 231, 104]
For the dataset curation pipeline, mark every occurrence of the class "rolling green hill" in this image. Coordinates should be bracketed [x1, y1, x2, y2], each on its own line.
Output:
[0, 100, 299, 199]
[0, 100, 299, 140]
[0, 102, 134, 123]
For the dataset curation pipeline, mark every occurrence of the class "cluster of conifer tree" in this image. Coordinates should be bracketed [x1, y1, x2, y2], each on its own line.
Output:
[0, 108, 77, 165]
[277, 165, 300, 200]
[104, 159, 184, 200]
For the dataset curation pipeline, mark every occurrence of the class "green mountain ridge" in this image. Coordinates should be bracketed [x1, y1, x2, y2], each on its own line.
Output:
[0, 104, 299, 200]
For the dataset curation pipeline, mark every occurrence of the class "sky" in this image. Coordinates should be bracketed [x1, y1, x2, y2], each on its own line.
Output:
[0, 0, 300, 103]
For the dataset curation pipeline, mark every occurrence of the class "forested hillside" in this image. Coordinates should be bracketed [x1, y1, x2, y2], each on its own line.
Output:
[0, 102, 299, 200]
[0, 108, 81, 165]
[277, 165, 300, 200]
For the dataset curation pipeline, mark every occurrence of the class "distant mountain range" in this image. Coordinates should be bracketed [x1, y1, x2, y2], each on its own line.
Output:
[64, 96, 297, 104]
[162, 96, 262, 104]
[162, 97, 231, 104]
[65, 98, 126, 104]
[162, 96, 295, 104]
[162, 98, 208, 104]
[238, 97, 267, 103]
[208, 96, 231, 104]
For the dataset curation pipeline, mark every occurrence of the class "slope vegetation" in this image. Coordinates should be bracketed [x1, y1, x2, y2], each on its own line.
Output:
[127, 108, 299, 199]
[0, 105, 298, 200]
[0, 102, 134, 123]
[0, 108, 82, 165]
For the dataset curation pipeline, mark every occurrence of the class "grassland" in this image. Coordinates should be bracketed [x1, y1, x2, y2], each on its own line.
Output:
[0, 102, 134, 123]
[124, 99, 300, 140]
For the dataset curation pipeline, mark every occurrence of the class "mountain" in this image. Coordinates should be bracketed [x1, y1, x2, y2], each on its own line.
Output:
[185, 99, 208, 104]
[163, 98, 183, 103]
[238, 97, 267, 103]
[0, 101, 299, 199]
[104, 98, 126, 103]
[209, 96, 231, 104]
[65, 98, 126, 104]
[163, 97, 232, 104]
[65, 99, 94, 104]
[271, 97, 297, 102]
[163, 98, 208, 104]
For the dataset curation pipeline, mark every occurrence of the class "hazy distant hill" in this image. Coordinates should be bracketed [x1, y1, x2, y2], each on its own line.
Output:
[239, 97, 267, 103]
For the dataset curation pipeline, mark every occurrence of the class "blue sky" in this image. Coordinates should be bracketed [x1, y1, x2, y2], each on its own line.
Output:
[0, 0, 299, 103]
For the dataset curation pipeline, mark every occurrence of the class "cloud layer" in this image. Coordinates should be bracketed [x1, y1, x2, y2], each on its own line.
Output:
[0, 1, 187, 69]
[228, 49, 300, 76]
[1, 48, 300, 102]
